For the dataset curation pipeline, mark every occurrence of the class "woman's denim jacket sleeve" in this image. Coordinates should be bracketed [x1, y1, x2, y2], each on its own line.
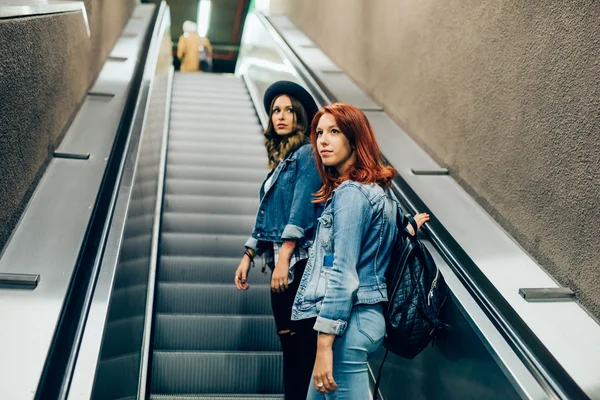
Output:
[244, 144, 322, 252]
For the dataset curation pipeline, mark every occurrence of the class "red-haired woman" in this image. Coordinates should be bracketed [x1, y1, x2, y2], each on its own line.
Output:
[291, 103, 429, 398]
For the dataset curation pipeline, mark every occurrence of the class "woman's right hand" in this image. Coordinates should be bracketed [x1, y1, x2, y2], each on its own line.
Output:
[406, 213, 430, 236]
[234, 256, 251, 291]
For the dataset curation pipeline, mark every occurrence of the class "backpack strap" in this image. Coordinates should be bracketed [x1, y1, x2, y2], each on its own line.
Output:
[372, 348, 389, 399]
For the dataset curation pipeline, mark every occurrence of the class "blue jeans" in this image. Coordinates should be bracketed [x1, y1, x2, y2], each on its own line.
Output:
[307, 304, 385, 400]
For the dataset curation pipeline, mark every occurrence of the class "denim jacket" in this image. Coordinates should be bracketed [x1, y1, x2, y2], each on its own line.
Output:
[291, 181, 399, 336]
[245, 143, 323, 253]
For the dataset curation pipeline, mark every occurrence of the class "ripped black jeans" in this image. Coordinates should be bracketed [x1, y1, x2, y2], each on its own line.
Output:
[271, 259, 318, 400]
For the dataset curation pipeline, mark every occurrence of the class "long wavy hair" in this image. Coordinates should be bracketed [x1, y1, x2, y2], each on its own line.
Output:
[311, 103, 395, 203]
[263, 95, 309, 169]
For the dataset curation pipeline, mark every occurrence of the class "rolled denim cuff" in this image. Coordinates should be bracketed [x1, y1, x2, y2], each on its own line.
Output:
[281, 224, 305, 240]
[244, 236, 258, 251]
[313, 316, 348, 336]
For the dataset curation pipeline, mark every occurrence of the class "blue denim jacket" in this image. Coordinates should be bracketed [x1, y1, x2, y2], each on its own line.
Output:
[291, 181, 399, 336]
[245, 143, 323, 253]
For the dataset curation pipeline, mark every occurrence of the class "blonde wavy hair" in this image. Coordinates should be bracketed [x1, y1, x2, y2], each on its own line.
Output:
[263, 95, 309, 169]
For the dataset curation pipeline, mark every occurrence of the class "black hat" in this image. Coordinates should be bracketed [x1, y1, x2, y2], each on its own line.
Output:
[263, 80, 319, 123]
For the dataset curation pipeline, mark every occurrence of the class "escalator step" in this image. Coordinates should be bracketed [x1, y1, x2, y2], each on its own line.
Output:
[166, 153, 266, 169]
[159, 256, 270, 285]
[164, 179, 260, 198]
[151, 395, 283, 399]
[168, 131, 263, 145]
[171, 104, 257, 117]
[163, 195, 259, 216]
[156, 283, 272, 315]
[166, 165, 265, 183]
[168, 142, 266, 157]
[170, 113, 258, 126]
[154, 314, 278, 351]
[160, 233, 248, 257]
[169, 120, 262, 136]
[151, 351, 283, 394]
[162, 213, 255, 235]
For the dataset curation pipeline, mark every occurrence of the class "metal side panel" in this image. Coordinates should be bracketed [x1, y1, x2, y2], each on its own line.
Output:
[0, 4, 156, 399]
[69, 5, 171, 399]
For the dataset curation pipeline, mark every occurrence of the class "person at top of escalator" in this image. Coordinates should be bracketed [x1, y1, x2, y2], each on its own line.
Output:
[177, 20, 212, 72]
[291, 103, 429, 399]
[234, 81, 323, 399]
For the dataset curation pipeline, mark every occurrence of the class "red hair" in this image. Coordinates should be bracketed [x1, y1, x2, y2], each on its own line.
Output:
[311, 103, 395, 203]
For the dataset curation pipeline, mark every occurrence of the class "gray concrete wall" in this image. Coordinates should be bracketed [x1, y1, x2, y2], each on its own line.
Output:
[0, 1, 137, 254]
[271, 0, 600, 318]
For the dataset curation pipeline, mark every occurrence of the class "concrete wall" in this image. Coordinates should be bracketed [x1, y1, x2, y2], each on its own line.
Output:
[0, 1, 137, 254]
[271, 0, 600, 318]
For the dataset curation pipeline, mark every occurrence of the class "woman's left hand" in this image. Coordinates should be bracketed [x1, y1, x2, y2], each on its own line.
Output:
[271, 257, 289, 293]
[313, 335, 338, 393]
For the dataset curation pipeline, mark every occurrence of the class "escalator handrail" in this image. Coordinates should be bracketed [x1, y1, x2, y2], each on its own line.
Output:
[255, 11, 587, 400]
[137, 6, 174, 397]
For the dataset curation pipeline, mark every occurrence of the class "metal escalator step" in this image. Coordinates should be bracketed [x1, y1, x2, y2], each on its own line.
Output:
[168, 131, 263, 145]
[172, 92, 252, 103]
[161, 233, 249, 257]
[167, 153, 266, 169]
[156, 283, 272, 315]
[159, 256, 270, 285]
[151, 351, 283, 394]
[154, 314, 278, 351]
[163, 195, 259, 216]
[166, 165, 265, 183]
[162, 213, 255, 235]
[173, 81, 247, 91]
[173, 84, 248, 93]
[170, 113, 258, 126]
[168, 142, 265, 157]
[164, 179, 260, 198]
[151, 395, 283, 399]
[169, 121, 262, 135]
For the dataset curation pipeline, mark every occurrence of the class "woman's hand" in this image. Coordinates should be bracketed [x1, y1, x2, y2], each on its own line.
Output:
[271, 240, 295, 293]
[406, 213, 430, 236]
[234, 255, 252, 291]
[271, 257, 289, 293]
[313, 334, 338, 393]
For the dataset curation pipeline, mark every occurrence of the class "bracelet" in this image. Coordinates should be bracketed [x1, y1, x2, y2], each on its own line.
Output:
[244, 249, 255, 268]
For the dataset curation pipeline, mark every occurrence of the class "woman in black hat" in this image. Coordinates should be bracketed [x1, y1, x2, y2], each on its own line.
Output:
[234, 80, 322, 399]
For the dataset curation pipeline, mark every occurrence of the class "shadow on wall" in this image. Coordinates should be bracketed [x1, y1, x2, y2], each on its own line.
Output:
[0, 0, 138, 255]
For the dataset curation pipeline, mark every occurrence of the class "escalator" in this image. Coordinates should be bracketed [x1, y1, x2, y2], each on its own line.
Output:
[3, 2, 596, 399]
[150, 73, 283, 398]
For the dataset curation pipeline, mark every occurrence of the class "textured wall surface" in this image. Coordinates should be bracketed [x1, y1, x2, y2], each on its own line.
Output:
[271, 0, 600, 317]
[0, 13, 91, 253]
[0, 1, 137, 254]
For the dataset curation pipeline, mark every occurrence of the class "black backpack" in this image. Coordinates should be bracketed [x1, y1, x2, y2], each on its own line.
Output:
[373, 211, 448, 397]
